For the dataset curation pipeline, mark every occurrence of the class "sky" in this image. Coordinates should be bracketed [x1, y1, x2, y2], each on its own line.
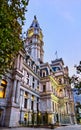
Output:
[23, 0, 81, 77]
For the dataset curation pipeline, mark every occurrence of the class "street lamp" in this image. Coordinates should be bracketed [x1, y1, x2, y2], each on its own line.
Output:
[27, 109, 30, 126]
[19, 93, 23, 124]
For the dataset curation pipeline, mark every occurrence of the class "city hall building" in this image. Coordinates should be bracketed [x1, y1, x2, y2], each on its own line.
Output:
[0, 16, 76, 127]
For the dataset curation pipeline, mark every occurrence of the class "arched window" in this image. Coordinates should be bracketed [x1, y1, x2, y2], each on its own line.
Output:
[0, 79, 7, 98]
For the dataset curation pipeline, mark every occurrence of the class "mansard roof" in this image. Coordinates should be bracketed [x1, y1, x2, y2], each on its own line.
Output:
[51, 58, 64, 65]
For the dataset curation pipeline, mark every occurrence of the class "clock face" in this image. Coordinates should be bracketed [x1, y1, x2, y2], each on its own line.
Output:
[28, 29, 34, 37]
[39, 31, 43, 40]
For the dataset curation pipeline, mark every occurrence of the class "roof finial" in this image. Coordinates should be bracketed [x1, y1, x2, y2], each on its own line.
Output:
[34, 15, 37, 20]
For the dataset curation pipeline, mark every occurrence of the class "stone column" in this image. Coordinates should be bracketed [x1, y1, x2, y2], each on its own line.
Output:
[74, 115, 77, 124]
[37, 46, 40, 59]
[58, 113, 61, 125]
[20, 56, 23, 71]
[67, 103, 73, 124]
[34, 97, 37, 111]
[34, 47, 37, 62]
[29, 75, 32, 87]
[1, 108, 5, 126]
[40, 49, 44, 63]
[17, 55, 20, 69]
[15, 81, 20, 104]
[69, 114, 73, 124]
[67, 103, 70, 114]
[31, 45, 34, 58]
[12, 79, 17, 102]
[29, 95, 31, 110]
[27, 94, 31, 110]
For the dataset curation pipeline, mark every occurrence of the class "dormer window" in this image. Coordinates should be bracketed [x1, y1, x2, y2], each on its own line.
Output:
[59, 78, 62, 84]
[59, 89, 64, 97]
[33, 65, 36, 72]
[42, 71, 46, 77]
[43, 85, 46, 92]
[38, 70, 40, 76]
[28, 47, 31, 55]
[52, 66, 60, 72]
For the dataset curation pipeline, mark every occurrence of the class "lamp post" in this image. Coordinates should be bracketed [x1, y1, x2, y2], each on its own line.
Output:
[20, 93, 23, 124]
[28, 109, 30, 126]
[36, 99, 41, 126]
[26, 97, 31, 126]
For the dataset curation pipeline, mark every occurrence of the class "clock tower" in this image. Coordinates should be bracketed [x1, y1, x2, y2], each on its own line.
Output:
[25, 16, 44, 65]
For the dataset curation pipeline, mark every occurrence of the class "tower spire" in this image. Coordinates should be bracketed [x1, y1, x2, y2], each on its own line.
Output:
[30, 15, 41, 29]
[25, 16, 44, 65]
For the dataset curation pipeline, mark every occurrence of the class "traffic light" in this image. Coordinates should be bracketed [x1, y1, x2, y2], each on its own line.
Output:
[0, 79, 7, 98]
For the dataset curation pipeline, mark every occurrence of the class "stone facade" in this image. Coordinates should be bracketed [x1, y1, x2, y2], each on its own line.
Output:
[0, 16, 76, 127]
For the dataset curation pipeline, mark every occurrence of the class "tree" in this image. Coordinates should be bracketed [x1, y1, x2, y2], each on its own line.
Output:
[72, 61, 81, 123]
[75, 61, 81, 94]
[0, 0, 29, 75]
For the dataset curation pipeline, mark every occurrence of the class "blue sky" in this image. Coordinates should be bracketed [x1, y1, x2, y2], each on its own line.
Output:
[23, 0, 81, 76]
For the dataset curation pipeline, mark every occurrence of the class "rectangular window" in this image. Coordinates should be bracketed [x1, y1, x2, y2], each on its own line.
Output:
[24, 91, 28, 108]
[37, 80, 39, 90]
[32, 77, 35, 88]
[37, 98, 39, 111]
[33, 66, 36, 72]
[33, 77, 34, 81]
[24, 98, 27, 108]
[0, 79, 7, 98]
[43, 72, 45, 77]
[32, 83, 34, 88]
[24, 91, 28, 98]
[31, 101, 34, 110]
[43, 85, 46, 92]
[37, 80, 39, 85]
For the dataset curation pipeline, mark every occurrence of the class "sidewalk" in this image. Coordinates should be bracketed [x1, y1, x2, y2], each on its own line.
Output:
[0, 127, 53, 130]
[0, 125, 81, 130]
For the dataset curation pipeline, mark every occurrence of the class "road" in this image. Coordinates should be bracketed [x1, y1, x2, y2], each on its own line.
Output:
[55, 124, 81, 130]
[0, 124, 81, 130]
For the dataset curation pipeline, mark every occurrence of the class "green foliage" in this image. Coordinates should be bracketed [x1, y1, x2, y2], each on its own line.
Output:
[0, 0, 29, 74]
[75, 61, 81, 94]
[76, 61, 81, 73]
